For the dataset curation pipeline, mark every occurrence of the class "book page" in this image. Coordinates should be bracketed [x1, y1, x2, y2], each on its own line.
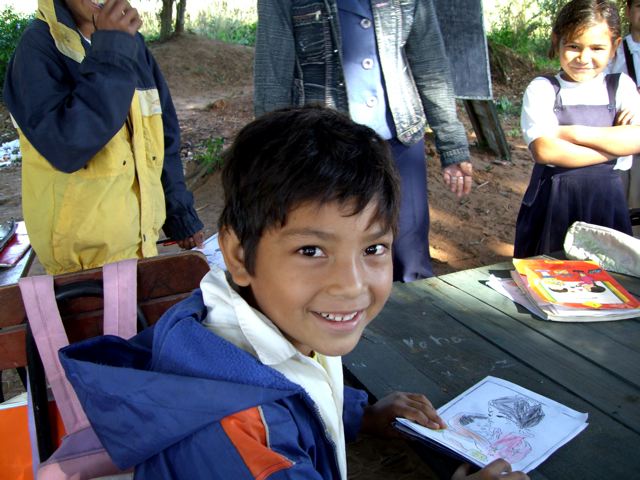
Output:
[194, 233, 227, 271]
[396, 376, 588, 473]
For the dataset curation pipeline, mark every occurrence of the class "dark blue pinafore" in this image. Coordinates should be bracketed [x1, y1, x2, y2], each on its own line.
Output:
[514, 74, 633, 258]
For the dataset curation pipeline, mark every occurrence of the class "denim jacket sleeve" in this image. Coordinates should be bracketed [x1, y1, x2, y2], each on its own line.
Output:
[405, 0, 470, 167]
[254, 0, 296, 117]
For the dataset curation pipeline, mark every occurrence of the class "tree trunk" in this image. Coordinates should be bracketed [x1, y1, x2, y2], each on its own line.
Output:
[159, 0, 174, 41]
[175, 0, 187, 35]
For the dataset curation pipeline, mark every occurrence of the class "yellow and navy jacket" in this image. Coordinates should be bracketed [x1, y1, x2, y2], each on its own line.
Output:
[3, 0, 203, 274]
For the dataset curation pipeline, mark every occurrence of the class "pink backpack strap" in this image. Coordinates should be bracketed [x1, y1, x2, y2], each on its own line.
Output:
[102, 258, 138, 339]
[19, 276, 90, 434]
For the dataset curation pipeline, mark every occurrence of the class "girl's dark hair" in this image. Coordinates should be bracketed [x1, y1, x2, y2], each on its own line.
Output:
[549, 0, 621, 58]
[218, 105, 401, 274]
[489, 396, 545, 430]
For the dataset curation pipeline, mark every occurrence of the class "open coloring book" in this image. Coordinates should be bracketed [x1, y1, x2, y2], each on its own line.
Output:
[394, 377, 588, 473]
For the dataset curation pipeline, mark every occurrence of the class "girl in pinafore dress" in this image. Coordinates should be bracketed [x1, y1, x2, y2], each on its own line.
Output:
[514, 0, 640, 258]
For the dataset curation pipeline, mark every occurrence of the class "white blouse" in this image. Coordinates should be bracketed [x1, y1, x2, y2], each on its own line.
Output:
[520, 72, 640, 170]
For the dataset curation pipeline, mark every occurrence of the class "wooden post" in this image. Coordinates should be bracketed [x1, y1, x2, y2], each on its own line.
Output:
[463, 99, 511, 162]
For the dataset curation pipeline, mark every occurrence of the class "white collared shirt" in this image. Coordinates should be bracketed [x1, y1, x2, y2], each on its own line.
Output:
[608, 34, 640, 86]
[200, 268, 348, 480]
[521, 72, 640, 170]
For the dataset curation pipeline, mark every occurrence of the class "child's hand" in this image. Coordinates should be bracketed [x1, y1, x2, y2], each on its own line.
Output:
[94, 0, 143, 36]
[615, 108, 635, 126]
[360, 392, 446, 438]
[176, 230, 205, 249]
[452, 459, 529, 480]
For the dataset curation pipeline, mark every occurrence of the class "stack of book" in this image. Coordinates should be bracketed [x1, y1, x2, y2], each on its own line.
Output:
[488, 258, 640, 322]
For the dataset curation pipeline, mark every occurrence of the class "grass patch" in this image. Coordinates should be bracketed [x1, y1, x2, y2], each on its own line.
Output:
[0, 8, 34, 93]
[140, 1, 257, 46]
[195, 137, 225, 173]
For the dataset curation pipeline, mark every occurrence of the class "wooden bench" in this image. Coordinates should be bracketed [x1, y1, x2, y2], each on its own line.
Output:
[0, 251, 210, 371]
[0, 251, 211, 460]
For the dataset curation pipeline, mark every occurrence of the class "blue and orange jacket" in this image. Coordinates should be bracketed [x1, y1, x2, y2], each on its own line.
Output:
[60, 290, 368, 479]
[3, 0, 203, 274]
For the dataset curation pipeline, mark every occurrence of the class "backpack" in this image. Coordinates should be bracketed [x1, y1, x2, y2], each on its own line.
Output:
[19, 259, 142, 480]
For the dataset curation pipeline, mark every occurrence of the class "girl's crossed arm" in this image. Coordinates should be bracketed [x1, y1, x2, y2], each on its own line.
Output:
[556, 122, 640, 159]
[528, 135, 615, 167]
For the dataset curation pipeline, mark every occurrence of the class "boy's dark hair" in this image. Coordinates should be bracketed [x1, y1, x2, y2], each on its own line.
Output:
[549, 0, 621, 58]
[218, 105, 401, 274]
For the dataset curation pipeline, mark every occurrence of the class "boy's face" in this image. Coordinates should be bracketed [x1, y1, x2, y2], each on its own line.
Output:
[628, 1, 640, 35]
[64, 0, 102, 33]
[222, 200, 394, 357]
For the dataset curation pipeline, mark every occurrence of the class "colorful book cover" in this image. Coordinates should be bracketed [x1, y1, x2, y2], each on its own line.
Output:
[512, 259, 640, 311]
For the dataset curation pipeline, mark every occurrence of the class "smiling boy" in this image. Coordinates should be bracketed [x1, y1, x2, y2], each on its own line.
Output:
[60, 107, 527, 480]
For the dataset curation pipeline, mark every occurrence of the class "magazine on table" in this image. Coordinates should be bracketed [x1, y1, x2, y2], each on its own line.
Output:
[394, 376, 588, 473]
[486, 259, 640, 322]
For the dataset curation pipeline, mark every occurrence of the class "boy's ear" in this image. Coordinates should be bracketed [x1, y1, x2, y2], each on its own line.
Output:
[218, 227, 252, 287]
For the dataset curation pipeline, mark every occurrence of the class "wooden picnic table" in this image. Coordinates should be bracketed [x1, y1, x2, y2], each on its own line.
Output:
[344, 260, 640, 480]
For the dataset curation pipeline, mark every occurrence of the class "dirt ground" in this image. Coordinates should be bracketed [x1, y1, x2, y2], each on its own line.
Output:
[0, 34, 541, 275]
[0, 34, 543, 478]
[150, 35, 540, 276]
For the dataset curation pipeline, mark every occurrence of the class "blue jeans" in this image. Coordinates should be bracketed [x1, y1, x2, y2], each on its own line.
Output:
[390, 138, 433, 281]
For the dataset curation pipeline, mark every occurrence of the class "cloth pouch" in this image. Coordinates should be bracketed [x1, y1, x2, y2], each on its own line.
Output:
[563, 221, 640, 277]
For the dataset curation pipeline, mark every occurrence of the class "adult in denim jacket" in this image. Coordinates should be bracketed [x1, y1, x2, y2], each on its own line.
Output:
[254, 0, 473, 282]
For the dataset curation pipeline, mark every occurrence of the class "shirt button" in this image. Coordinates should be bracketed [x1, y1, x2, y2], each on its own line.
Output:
[366, 96, 378, 108]
[360, 18, 372, 29]
[143, 234, 147, 242]
[362, 58, 374, 70]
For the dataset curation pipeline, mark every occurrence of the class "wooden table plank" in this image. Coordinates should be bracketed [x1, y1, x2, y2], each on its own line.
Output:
[406, 278, 640, 432]
[344, 273, 640, 479]
[438, 265, 640, 388]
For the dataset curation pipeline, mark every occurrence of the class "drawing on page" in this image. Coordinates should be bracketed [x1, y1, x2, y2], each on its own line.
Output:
[440, 395, 545, 464]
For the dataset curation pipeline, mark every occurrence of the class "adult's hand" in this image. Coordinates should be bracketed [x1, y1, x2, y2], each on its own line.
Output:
[442, 161, 473, 198]
[94, 0, 142, 36]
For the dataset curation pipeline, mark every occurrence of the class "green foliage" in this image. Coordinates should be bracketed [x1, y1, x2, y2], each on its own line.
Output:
[495, 96, 520, 118]
[0, 7, 33, 93]
[192, 11, 256, 45]
[487, 1, 556, 70]
[195, 137, 225, 173]
[140, 1, 257, 46]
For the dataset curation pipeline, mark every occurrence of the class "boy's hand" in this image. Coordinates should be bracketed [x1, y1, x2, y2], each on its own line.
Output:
[176, 230, 205, 250]
[94, 0, 142, 36]
[452, 459, 529, 480]
[360, 392, 446, 438]
[615, 108, 636, 126]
